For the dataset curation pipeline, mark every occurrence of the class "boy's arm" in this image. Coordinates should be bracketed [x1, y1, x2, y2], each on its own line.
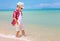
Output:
[13, 11, 19, 24]
[13, 11, 17, 22]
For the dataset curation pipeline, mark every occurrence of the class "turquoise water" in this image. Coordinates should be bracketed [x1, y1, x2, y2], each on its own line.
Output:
[0, 9, 60, 27]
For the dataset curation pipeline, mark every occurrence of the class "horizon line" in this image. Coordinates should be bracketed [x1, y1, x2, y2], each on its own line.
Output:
[0, 8, 60, 11]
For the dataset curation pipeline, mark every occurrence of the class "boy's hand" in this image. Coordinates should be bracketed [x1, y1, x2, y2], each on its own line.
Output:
[13, 18, 17, 21]
[13, 18, 18, 24]
[13, 18, 19, 25]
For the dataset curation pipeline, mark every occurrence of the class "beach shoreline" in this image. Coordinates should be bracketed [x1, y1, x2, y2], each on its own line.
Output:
[0, 22, 60, 41]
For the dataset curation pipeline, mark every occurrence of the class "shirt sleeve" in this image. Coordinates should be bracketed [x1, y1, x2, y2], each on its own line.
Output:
[13, 10, 17, 18]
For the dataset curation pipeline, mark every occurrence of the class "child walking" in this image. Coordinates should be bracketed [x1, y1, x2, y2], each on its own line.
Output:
[11, 2, 25, 37]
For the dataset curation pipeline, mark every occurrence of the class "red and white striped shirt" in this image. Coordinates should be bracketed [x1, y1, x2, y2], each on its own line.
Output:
[11, 9, 22, 26]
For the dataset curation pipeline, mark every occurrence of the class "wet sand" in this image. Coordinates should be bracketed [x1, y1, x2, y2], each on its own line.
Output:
[0, 21, 60, 41]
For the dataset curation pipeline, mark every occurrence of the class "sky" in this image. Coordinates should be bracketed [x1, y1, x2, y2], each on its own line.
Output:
[0, 0, 60, 9]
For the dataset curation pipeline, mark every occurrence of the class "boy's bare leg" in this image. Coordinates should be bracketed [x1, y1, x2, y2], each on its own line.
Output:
[22, 30, 25, 36]
[21, 23, 25, 36]
[16, 31, 20, 37]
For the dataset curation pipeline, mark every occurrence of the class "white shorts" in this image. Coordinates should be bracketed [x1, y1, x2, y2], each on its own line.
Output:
[15, 14, 24, 31]
[15, 22, 24, 31]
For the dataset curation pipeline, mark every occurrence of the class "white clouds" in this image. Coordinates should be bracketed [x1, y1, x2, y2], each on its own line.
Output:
[35, 3, 60, 8]
[25, 3, 60, 9]
[53, 3, 60, 6]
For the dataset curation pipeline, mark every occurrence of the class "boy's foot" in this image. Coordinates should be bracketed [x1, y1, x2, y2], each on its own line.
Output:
[16, 31, 20, 37]
[22, 30, 25, 36]
[16, 35, 22, 38]
[16, 34, 19, 37]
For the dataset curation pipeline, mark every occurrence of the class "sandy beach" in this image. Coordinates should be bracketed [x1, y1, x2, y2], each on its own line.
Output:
[0, 21, 60, 41]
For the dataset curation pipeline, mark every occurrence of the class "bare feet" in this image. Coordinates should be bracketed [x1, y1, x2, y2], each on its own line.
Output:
[16, 31, 20, 37]
[22, 30, 25, 36]
[16, 30, 25, 37]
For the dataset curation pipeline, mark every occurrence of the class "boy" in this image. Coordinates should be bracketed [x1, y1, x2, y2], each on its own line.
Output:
[11, 2, 25, 37]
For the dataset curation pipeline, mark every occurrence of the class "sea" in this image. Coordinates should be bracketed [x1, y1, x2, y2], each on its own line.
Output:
[0, 9, 60, 41]
[0, 9, 60, 27]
